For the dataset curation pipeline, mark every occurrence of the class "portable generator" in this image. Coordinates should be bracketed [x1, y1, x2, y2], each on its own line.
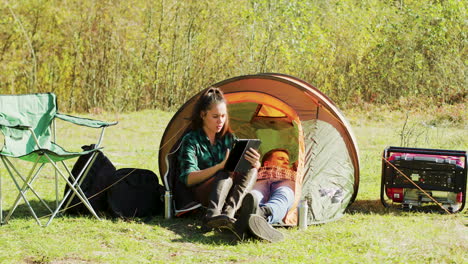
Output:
[380, 146, 467, 213]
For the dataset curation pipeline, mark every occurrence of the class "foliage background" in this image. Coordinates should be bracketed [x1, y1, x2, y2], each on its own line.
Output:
[1, 0, 466, 112]
[0, 1, 466, 262]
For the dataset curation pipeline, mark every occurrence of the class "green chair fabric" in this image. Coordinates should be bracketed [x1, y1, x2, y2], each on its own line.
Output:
[0, 93, 117, 226]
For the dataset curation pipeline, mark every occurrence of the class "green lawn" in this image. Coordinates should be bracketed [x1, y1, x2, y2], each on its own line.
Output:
[0, 108, 466, 264]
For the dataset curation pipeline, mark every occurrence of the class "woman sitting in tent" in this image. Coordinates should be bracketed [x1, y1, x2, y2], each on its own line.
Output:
[177, 87, 261, 229]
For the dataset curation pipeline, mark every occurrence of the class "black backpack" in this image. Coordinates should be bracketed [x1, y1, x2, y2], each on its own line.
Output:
[64, 144, 116, 215]
[107, 168, 165, 218]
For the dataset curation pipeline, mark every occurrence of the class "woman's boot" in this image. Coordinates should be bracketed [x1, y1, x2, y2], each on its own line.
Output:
[222, 168, 258, 219]
[204, 171, 234, 229]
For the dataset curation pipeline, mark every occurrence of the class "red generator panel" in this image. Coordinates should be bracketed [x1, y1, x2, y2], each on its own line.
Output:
[381, 146, 467, 213]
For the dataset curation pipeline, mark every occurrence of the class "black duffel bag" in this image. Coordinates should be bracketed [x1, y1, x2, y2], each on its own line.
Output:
[64, 145, 116, 215]
[107, 168, 165, 218]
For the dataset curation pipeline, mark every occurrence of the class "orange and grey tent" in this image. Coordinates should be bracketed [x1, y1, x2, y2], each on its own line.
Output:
[159, 73, 360, 225]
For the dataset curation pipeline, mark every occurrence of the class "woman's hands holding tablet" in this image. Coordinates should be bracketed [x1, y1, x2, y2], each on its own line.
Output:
[245, 148, 261, 169]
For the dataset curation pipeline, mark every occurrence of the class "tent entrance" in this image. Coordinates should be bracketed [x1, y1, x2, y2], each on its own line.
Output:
[225, 92, 302, 166]
[225, 91, 305, 224]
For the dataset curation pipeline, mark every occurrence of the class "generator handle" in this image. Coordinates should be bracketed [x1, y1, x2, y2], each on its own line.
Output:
[384, 146, 467, 158]
[381, 149, 391, 208]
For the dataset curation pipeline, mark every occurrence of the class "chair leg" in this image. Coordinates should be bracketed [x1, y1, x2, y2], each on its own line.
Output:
[3, 157, 53, 217]
[44, 154, 100, 226]
[1, 157, 44, 226]
[61, 152, 98, 211]
[0, 147, 105, 226]
[60, 159, 96, 213]
[8, 164, 52, 213]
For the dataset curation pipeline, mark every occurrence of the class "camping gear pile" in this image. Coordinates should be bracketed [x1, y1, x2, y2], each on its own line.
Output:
[64, 146, 165, 219]
[0, 94, 164, 226]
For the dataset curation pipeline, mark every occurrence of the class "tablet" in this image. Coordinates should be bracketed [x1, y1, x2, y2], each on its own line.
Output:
[225, 139, 261, 174]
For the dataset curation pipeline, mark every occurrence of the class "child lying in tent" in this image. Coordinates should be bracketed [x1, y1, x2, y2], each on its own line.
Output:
[234, 148, 297, 243]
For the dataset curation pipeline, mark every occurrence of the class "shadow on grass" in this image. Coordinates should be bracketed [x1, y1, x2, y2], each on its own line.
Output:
[346, 199, 388, 215]
[346, 199, 458, 215]
[1, 199, 111, 224]
[2, 200, 242, 244]
[0, 199, 62, 224]
[146, 209, 242, 245]
[2, 200, 77, 226]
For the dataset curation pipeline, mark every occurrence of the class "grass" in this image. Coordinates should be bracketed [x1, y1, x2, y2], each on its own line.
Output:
[0, 106, 466, 263]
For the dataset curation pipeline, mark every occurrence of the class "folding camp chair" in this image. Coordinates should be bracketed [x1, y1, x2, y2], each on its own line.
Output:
[0, 93, 117, 226]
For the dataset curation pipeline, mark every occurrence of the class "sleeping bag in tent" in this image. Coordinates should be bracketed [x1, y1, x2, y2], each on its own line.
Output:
[159, 73, 360, 225]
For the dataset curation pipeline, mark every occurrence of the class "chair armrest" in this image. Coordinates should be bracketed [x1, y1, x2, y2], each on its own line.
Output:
[55, 113, 118, 128]
[0, 114, 31, 129]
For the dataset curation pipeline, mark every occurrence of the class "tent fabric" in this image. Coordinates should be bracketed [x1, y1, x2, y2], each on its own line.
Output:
[225, 91, 298, 119]
[301, 120, 355, 224]
[227, 102, 300, 164]
[159, 73, 360, 225]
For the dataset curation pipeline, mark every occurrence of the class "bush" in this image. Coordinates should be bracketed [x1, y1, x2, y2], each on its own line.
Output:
[0, 0, 465, 112]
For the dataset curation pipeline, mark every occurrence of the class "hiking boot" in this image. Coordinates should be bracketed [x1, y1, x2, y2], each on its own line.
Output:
[222, 168, 257, 219]
[204, 171, 233, 225]
[234, 192, 259, 239]
[205, 214, 236, 230]
[248, 214, 284, 243]
[258, 205, 273, 220]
